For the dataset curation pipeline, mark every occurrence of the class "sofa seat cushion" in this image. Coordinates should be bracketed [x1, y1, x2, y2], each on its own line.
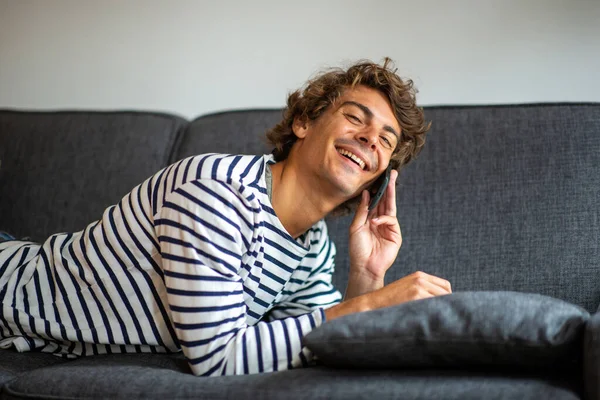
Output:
[2, 354, 581, 400]
[0, 349, 69, 386]
[304, 292, 589, 370]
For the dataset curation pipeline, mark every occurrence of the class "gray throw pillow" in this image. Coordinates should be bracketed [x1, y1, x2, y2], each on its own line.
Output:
[303, 292, 589, 369]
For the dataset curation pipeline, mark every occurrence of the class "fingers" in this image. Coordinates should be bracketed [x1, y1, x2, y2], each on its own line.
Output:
[409, 271, 452, 294]
[376, 169, 397, 217]
[369, 271, 452, 310]
[349, 190, 370, 232]
[402, 272, 452, 303]
[371, 215, 399, 228]
[352, 169, 399, 232]
[419, 278, 452, 297]
[385, 169, 398, 217]
[371, 215, 401, 239]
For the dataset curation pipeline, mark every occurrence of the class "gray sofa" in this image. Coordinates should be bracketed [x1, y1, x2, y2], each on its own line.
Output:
[0, 103, 599, 399]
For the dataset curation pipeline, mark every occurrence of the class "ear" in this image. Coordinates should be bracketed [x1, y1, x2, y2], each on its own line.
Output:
[292, 117, 309, 139]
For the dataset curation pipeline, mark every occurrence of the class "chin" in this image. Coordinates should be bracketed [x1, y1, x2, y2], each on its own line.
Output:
[339, 184, 366, 202]
[324, 164, 364, 197]
[328, 176, 357, 196]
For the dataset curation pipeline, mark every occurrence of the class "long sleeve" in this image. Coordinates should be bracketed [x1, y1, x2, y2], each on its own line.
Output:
[154, 179, 326, 376]
[266, 228, 343, 321]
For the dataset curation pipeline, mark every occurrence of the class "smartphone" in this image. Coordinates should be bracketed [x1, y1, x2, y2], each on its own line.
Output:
[368, 165, 392, 211]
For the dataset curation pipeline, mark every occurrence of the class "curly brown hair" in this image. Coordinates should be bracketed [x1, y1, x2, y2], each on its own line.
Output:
[266, 57, 431, 215]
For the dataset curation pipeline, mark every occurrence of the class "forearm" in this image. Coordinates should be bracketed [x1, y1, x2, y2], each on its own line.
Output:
[324, 292, 374, 321]
[175, 305, 325, 376]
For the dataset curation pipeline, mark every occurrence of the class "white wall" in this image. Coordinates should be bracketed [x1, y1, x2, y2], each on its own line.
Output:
[0, 0, 599, 119]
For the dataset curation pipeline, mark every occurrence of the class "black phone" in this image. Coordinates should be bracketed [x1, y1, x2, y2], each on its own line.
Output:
[368, 165, 392, 211]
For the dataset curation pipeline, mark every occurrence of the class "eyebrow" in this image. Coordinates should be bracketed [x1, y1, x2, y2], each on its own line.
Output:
[340, 101, 400, 141]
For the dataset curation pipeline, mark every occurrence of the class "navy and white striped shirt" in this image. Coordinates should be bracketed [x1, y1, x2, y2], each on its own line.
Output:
[0, 153, 342, 376]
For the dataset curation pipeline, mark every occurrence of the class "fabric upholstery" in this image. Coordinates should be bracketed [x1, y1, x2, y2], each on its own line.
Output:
[0, 110, 187, 241]
[385, 104, 600, 312]
[0, 350, 69, 386]
[304, 291, 589, 370]
[3, 357, 581, 400]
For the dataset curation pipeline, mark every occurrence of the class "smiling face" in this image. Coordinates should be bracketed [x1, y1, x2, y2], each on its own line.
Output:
[291, 85, 401, 198]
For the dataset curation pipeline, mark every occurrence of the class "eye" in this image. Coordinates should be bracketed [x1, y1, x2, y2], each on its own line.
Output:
[344, 113, 362, 124]
[381, 136, 392, 148]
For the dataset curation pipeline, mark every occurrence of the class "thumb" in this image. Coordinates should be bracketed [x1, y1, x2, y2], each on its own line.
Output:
[349, 190, 370, 232]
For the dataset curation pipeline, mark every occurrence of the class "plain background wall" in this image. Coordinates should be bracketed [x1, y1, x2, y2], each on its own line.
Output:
[0, 0, 599, 119]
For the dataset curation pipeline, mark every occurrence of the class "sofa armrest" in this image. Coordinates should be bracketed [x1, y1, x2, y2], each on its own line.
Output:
[584, 311, 600, 400]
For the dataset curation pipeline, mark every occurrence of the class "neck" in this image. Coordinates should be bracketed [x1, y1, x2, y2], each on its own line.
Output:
[268, 156, 342, 239]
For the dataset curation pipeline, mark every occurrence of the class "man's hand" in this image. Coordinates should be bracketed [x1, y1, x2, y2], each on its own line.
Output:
[346, 169, 402, 298]
[325, 271, 452, 321]
[365, 271, 452, 309]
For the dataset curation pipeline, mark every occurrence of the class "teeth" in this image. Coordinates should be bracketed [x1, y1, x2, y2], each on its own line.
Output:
[337, 148, 366, 170]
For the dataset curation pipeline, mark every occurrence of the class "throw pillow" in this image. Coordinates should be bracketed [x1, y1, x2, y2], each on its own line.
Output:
[303, 291, 589, 369]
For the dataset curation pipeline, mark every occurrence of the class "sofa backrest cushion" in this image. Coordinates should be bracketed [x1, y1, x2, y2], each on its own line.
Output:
[382, 104, 600, 312]
[171, 109, 278, 162]
[178, 104, 600, 312]
[0, 110, 186, 241]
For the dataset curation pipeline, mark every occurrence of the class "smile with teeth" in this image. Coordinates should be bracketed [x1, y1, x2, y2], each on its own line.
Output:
[337, 148, 366, 170]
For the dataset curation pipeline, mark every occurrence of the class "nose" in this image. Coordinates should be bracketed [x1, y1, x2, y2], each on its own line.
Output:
[356, 128, 378, 151]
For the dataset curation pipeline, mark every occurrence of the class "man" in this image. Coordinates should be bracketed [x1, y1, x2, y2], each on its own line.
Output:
[0, 58, 451, 376]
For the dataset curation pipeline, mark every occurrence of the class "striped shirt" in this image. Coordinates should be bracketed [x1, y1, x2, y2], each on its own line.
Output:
[0, 153, 342, 376]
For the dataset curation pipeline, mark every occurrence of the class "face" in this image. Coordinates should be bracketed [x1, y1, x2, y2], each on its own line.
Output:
[291, 85, 400, 198]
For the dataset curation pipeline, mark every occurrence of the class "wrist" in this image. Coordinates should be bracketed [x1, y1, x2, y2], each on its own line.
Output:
[348, 268, 385, 288]
[345, 267, 385, 301]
